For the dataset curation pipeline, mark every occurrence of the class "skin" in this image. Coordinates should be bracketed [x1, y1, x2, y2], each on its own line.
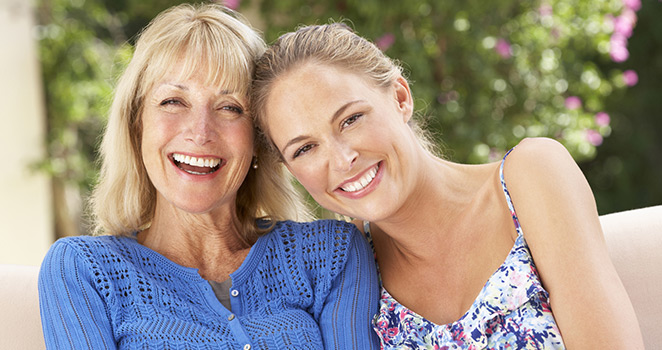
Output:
[138, 60, 255, 281]
[264, 62, 644, 348]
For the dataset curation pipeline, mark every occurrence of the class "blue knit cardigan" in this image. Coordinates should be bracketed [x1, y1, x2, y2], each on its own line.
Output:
[38, 220, 380, 349]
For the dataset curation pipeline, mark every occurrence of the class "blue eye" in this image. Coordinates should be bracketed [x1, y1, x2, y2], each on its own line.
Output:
[293, 144, 315, 159]
[221, 105, 244, 114]
[341, 113, 363, 128]
[160, 98, 182, 106]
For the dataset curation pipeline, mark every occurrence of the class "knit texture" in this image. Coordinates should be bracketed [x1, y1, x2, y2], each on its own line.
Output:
[39, 220, 380, 349]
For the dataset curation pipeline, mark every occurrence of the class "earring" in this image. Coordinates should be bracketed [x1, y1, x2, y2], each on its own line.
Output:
[252, 156, 258, 169]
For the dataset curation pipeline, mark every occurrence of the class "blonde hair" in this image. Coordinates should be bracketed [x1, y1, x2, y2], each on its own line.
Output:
[92, 3, 311, 239]
[252, 22, 437, 154]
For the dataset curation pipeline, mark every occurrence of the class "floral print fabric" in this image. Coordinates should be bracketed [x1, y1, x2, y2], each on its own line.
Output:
[365, 149, 566, 349]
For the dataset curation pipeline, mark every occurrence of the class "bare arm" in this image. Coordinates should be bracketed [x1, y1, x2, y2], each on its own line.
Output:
[505, 137, 643, 349]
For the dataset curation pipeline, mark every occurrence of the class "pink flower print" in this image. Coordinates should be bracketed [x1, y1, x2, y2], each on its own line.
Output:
[586, 129, 603, 146]
[623, 70, 638, 86]
[564, 96, 582, 110]
[495, 38, 512, 58]
[595, 112, 611, 126]
[376, 319, 388, 329]
[375, 33, 395, 51]
[385, 327, 399, 339]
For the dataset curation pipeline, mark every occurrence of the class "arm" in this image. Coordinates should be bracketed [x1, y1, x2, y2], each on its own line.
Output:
[318, 224, 381, 350]
[39, 240, 117, 350]
[506, 138, 644, 349]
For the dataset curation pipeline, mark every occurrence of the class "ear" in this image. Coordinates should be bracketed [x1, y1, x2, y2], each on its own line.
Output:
[393, 75, 414, 123]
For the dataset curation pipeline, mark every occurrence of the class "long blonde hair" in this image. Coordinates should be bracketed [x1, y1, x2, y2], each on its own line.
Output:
[91, 3, 311, 239]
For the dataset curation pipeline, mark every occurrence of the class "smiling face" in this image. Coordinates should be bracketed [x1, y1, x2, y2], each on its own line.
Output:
[141, 60, 254, 215]
[264, 62, 421, 221]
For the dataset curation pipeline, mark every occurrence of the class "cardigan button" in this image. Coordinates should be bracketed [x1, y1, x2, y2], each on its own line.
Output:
[227, 314, 235, 321]
[243, 344, 251, 350]
[231, 289, 239, 297]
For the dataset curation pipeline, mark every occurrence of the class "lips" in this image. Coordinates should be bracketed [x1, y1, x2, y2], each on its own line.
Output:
[339, 163, 380, 192]
[171, 153, 222, 175]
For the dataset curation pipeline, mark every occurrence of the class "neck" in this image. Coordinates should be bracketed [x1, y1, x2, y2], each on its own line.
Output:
[371, 155, 493, 263]
[138, 197, 252, 281]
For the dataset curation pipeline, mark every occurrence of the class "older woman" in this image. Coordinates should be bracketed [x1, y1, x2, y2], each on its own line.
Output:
[38, 6, 379, 349]
[252, 23, 644, 349]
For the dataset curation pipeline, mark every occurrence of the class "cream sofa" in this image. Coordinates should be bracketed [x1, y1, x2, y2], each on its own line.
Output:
[1, 205, 660, 349]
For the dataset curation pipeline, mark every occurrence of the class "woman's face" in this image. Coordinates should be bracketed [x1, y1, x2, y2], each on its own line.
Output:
[263, 62, 419, 221]
[141, 61, 254, 215]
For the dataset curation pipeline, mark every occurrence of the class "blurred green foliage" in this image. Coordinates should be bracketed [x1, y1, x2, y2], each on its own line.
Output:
[35, 0, 660, 223]
[252, 0, 630, 164]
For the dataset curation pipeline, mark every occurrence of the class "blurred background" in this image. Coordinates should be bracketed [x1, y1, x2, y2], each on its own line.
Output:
[2, 0, 660, 265]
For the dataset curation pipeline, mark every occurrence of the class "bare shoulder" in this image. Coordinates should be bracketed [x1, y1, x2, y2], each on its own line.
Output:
[503, 137, 599, 241]
[504, 137, 577, 179]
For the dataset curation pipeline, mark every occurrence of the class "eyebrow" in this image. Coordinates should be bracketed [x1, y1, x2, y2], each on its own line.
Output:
[281, 100, 365, 153]
[158, 83, 233, 95]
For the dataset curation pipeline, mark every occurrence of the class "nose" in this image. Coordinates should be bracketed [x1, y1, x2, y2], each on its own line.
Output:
[187, 108, 216, 146]
[331, 141, 358, 172]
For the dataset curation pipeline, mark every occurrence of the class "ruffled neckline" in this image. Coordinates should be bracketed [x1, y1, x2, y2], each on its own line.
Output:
[374, 234, 549, 347]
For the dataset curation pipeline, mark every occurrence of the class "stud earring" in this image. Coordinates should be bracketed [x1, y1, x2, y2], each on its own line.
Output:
[252, 156, 258, 169]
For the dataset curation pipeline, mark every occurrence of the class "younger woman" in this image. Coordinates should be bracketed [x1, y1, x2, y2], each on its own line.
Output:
[251, 23, 644, 349]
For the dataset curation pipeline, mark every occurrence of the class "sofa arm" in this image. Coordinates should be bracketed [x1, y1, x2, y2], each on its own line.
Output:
[600, 205, 662, 349]
[0, 264, 45, 350]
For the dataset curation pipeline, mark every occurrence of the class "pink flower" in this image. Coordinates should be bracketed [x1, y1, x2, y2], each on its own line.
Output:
[375, 33, 395, 51]
[623, 70, 638, 86]
[495, 38, 511, 58]
[622, 0, 641, 11]
[565, 96, 582, 110]
[613, 9, 637, 38]
[609, 34, 630, 62]
[539, 4, 553, 16]
[595, 112, 611, 126]
[586, 130, 603, 146]
[223, 0, 241, 10]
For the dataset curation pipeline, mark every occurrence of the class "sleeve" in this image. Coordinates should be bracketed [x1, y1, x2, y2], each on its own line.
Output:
[317, 223, 381, 350]
[38, 240, 117, 350]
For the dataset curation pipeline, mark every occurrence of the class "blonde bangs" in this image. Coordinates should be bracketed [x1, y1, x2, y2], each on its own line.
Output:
[137, 11, 255, 101]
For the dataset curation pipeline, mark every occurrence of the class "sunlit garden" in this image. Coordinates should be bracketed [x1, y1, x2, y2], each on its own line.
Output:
[35, 0, 662, 236]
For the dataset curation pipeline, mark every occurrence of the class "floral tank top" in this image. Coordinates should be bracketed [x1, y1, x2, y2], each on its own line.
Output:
[364, 149, 566, 349]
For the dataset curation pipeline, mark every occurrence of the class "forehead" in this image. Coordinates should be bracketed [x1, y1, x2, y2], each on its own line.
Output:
[266, 63, 376, 117]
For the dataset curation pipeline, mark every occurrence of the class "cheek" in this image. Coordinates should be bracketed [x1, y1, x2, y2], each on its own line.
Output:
[288, 163, 327, 195]
[225, 122, 254, 155]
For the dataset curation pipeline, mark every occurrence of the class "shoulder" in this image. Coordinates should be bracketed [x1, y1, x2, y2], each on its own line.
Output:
[41, 235, 139, 279]
[504, 137, 577, 177]
[270, 219, 360, 243]
[502, 137, 601, 248]
[45, 234, 134, 260]
[503, 137, 588, 205]
[268, 219, 364, 271]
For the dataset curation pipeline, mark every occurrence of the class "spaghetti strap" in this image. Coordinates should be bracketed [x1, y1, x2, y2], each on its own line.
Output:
[500, 147, 524, 237]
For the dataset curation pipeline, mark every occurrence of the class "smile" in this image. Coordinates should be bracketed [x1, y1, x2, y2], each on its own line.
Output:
[171, 153, 222, 175]
[340, 163, 380, 192]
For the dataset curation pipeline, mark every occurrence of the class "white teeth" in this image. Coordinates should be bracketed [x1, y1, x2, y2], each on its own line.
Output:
[341, 164, 379, 192]
[172, 153, 221, 168]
